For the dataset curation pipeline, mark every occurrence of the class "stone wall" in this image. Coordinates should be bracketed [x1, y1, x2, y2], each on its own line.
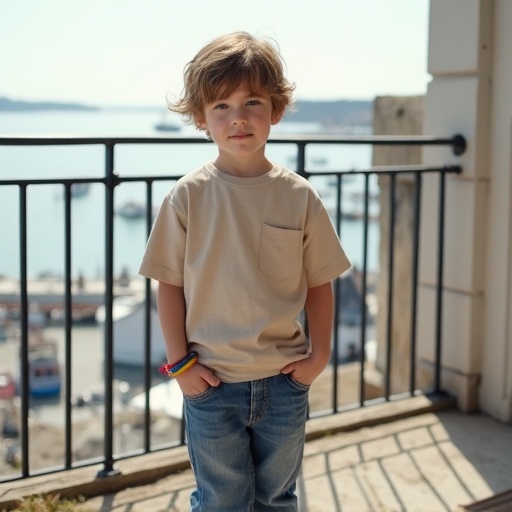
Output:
[371, 96, 424, 395]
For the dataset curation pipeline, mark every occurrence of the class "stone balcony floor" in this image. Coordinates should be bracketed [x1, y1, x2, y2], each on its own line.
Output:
[1, 395, 512, 511]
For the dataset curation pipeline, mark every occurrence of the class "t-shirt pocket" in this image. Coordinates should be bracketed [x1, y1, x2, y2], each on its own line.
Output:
[259, 224, 303, 282]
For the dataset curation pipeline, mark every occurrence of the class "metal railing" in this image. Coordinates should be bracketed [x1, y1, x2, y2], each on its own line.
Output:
[0, 133, 465, 482]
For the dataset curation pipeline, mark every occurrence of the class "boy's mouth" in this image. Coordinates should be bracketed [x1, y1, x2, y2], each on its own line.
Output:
[230, 133, 252, 139]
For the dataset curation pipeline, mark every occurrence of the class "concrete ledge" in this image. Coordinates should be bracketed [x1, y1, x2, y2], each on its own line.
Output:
[0, 446, 191, 510]
[0, 393, 456, 510]
[305, 391, 456, 441]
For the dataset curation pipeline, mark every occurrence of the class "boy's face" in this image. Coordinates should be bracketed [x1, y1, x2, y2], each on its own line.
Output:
[198, 83, 282, 165]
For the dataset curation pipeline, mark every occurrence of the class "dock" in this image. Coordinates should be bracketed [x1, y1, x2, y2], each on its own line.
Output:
[0, 276, 147, 323]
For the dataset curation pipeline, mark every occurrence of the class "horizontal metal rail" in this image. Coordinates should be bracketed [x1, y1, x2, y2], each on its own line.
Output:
[0, 133, 465, 146]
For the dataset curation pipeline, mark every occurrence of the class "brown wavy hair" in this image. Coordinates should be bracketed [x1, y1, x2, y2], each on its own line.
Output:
[169, 32, 296, 131]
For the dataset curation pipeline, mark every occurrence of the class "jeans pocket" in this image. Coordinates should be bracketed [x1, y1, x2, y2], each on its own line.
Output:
[284, 374, 310, 392]
[183, 386, 216, 402]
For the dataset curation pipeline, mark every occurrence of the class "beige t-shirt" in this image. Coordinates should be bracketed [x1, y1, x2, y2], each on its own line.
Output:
[139, 162, 351, 382]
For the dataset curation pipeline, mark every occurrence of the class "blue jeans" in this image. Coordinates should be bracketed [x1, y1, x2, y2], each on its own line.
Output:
[184, 373, 310, 512]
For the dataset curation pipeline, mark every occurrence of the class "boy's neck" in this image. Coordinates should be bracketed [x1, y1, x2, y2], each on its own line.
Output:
[213, 154, 274, 178]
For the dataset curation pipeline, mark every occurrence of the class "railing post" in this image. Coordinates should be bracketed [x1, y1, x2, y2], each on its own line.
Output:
[332, 174, 343, 412]
[359, 174, 370, 406]
[63, 184, 73, 468]
[409, 174, 422, 395]
[434, 170, 447, 394]
[18, 184, 30, 478]
[296, 142, 307, 178]
[97, 143, 121, 478]
[143, 181, 153, 452]
[384, 174, 397, 400]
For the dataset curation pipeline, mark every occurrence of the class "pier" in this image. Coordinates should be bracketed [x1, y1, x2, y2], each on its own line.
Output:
[0, 275, 146, 324]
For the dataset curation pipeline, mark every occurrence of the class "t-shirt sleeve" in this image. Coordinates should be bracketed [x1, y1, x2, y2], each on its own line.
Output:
[303, 205, 351, 287]
[138, 194, 186, 286]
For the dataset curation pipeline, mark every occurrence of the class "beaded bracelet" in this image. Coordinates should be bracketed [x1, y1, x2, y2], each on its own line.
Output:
[159, 351, 198, 378]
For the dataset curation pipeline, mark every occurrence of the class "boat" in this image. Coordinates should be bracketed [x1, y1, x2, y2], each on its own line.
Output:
[311, 155, 328, 165]
[340, 210, 379, 222]
[130, 379, 183, 419]
[115, 200, 146, 219]
[154, 112, 181, 132]
[95, 294, 167, 367]
[27, 341, 61, 397]
[349, 190, 380, 201]
[286, 154, 329, 166]
[70, 183, 91, 197]
[0, 370, 16, 400]
[154, 121, 181, 132]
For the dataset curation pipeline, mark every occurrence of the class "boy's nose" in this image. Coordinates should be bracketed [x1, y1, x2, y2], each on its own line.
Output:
[230, 108, 247, 124]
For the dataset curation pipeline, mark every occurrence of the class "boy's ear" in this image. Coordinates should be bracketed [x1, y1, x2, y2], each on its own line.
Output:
[271, 109, 285, 125]
[194, 113, 207, 130]
[194, 115, 211, 139]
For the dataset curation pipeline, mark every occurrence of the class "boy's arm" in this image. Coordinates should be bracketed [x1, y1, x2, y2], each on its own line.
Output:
[157, 281, 188, 362]
[281, 281, 334, 385]
[157, 281, 220, 394]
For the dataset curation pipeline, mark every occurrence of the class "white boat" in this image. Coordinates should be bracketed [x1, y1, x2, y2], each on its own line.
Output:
[130, 379, 183, 419]
[96, 294, 167, 367]
[154, 112, 181, 132]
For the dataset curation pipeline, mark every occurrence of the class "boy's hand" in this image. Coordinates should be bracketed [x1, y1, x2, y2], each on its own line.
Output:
[175, 363, 221, 397]
[281, 353, 328, 387]
[284, 282, 334, 386]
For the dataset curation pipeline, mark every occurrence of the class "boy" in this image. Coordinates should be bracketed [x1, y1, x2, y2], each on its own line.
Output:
[139, 31, 351, 511]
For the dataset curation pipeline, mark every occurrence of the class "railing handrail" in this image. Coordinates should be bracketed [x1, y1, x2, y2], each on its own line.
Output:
[0, 165, 463, 188]
[0, 133, 467, 154]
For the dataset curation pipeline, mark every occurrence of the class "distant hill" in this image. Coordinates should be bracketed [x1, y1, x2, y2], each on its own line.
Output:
[287, 99, 372, 129]
[0, 96, 373, 128]
[0, 97, 99, 112]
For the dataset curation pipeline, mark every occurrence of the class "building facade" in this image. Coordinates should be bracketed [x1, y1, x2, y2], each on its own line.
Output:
[422, 0, 512, 420]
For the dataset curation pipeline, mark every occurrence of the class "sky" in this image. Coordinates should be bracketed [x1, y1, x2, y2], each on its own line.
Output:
[0, 0, 430, 107]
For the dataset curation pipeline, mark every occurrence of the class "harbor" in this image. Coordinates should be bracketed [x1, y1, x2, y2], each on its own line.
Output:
[0, 269, 376, 478]
[0, 322, 377, 480]
[0, 319, 184, 478]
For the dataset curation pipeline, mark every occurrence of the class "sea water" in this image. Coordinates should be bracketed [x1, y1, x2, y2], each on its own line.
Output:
[0, 109, 379, 280]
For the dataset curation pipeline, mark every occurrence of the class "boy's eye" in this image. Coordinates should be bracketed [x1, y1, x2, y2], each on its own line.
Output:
[213, 103, 228, 110]
[246, 100, 260, 106]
